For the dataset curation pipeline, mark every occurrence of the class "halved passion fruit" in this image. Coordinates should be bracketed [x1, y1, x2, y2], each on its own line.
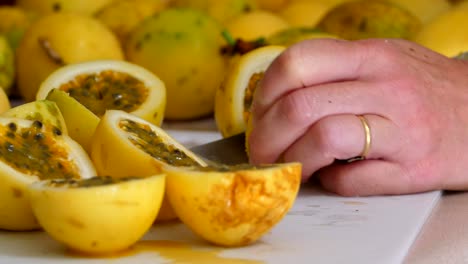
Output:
[36, 60, 167, 126]
[0, 117, 96, 231]
[29, 174, 165, 255]
[165, 162, 302, 247]
[1, 99, 68, 135]
[45, 89, 100, 154]
[91, 110, 207, 221]
[214, 45, 285, 137]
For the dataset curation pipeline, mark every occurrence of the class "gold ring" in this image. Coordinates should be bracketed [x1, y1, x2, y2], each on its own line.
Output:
[347, 115, 371, 163]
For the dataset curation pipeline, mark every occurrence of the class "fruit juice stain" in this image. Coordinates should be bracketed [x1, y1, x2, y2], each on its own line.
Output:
[67, 240, 263, 263]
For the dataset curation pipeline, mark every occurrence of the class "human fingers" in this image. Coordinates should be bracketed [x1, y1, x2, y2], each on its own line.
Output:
[280, 114, 401, 181]
[248, 81, 391, 164]
[252, 38, 371, 119]
[317, 160, 442, 196]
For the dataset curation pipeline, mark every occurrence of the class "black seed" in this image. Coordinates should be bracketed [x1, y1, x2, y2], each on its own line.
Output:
[53, 127, 62, 136]
[32, 120, 43, 129]
[34, 133, 45, 141]
[8, 122, 17, 131]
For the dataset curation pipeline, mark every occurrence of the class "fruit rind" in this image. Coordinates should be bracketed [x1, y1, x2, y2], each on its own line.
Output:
[166, 162, 302, 246]
[37, 59, 166, 126]
[91, 109, 207, 178]
[215, 45, 285, 137]
[29, 174, 165, 254]
[0, 117, 96, 231]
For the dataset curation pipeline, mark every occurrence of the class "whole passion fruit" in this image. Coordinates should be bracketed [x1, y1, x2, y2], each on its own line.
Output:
[215, 45, 285, 137]
[16, 0, 114, 16]
[29, 174, 165, 255]
[95, 0, 169, 46]
[91, 110, 207, 221]
[317, 0, 421, 40]
[0, 117, 96, 231]
[0, 86, 10, 114]
[0, 6, 32, 51]
[16, 12, 124, 102]
[0, 35, 15, 95]
[166, 162, 301, 247]
[125, 8, 226, 120]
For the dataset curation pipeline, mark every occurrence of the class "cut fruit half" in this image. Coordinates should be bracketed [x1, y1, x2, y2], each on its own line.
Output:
[1, 99, 68, 135]
[45, 89, 100, 154]
[91, 110, 207, 221]
[36, 60, 167, 126]
[29, 174, 165, 255]
[215, 45, 285, 137]
[0, 117, 95, 231]
[91, 110, 207, 177]
[166, 162, 302, 247]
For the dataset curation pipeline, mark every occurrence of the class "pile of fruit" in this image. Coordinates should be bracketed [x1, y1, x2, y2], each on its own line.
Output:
[0, 0, 467, 257]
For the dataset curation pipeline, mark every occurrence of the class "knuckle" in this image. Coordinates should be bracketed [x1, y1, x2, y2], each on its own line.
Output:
[276, 91, 314, 126]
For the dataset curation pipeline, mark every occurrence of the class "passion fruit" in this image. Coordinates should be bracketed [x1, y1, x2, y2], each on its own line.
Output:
[95, 0, 169, 46]
[0, 87, 10, 114]
[1, 99, 67, 134]
[45, 89, 99, 154]
[0, 35, 15, 95]
[387, 0, 451, 24]
[37, 60, 166, 125]
[317, 0, 422, 40]
[29, 174, 165, 254]
[0, 117, 96, 231]
[280, 0, 331, 28]
[225, 10, 290, 41]
[207, 0, 258, 25]
[90, 110, 206, 221]
[166, 162, 302, 247]
[16, 0, 114, 16]
[0, 6, 32, 50]
[125, 7, 227, 120]
[16, 12, 124, 102]
[266, 27, 339, 47]
[412, 2, 468, 57]
[215, 45, 285, 137]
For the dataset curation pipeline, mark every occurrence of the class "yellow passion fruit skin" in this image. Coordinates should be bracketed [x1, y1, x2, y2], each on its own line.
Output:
[2, 99, 68, 135]
[29, 174, 166, 254]
[215, 45, 285, 137]
[0, 117, 96, 231]
[37, 60, 166, 126]
[91, 110, 207, 178]
[166, 162, 302, 247]
[91, 109, 207, 222]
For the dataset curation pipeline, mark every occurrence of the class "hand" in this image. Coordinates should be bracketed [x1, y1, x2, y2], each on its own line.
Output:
[248, 38, 468, 196]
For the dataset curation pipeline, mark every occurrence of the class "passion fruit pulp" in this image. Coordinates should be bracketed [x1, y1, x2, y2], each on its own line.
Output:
[1, 99, 68, 135]
[0, 117, 96, 230]
[37, 60, 166, 126]
[29, 174, 165, 254]
[91, 110, 206, 178]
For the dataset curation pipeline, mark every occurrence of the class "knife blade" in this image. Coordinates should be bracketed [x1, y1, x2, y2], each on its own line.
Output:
[189, 133, 248, 165]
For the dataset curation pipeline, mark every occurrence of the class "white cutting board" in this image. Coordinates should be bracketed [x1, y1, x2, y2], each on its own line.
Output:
[0, 126, 441, 264]
[0, 186, 440, 264]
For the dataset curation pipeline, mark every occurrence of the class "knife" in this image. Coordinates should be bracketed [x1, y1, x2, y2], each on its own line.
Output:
[189, 133, 248, 165]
